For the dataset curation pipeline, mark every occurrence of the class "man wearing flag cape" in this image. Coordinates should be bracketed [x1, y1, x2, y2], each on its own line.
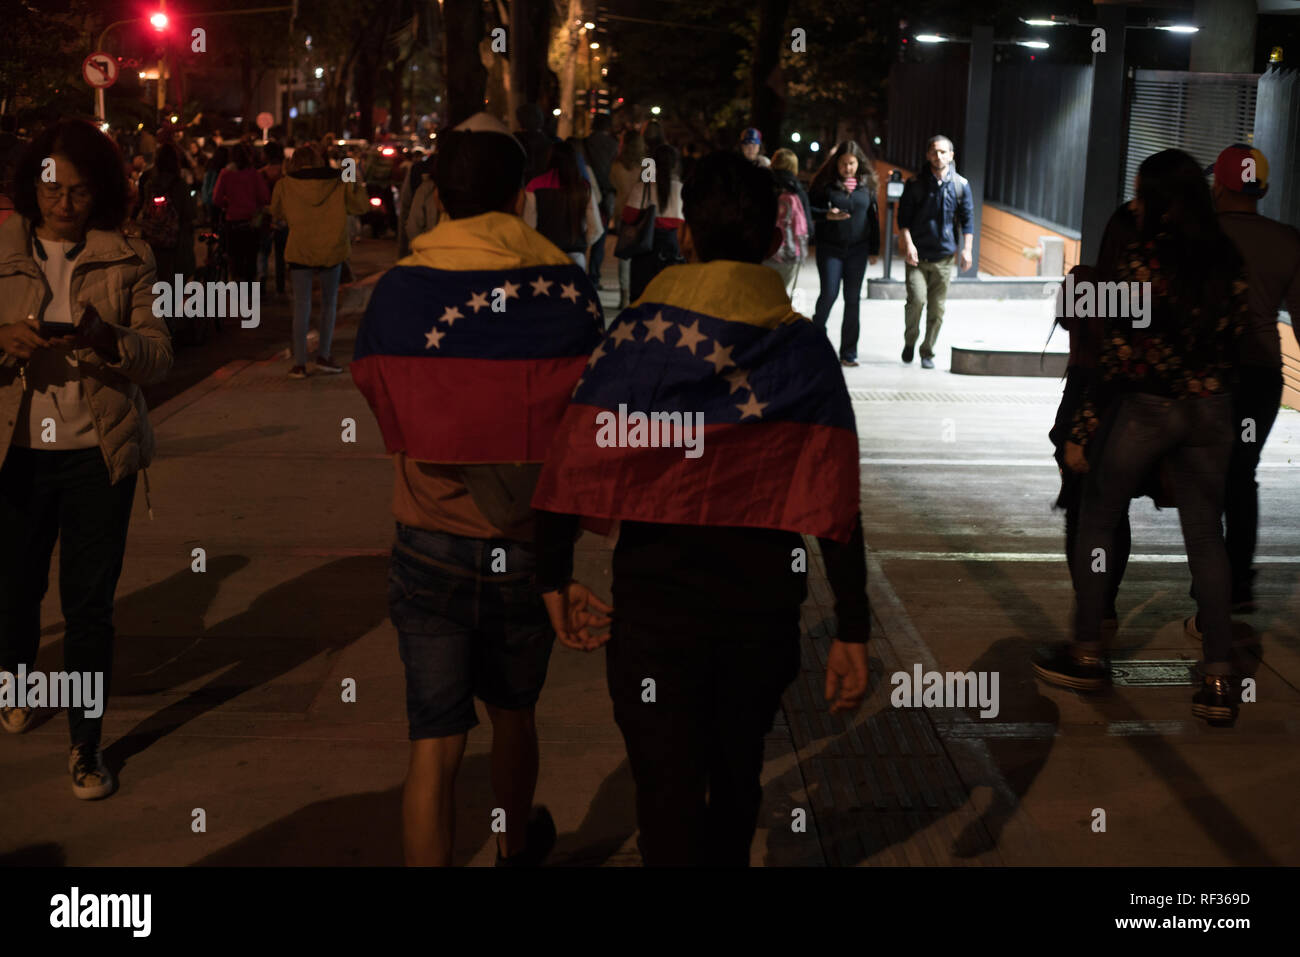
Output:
[351, 114, 610, 867]
[533, 152, 872, 866]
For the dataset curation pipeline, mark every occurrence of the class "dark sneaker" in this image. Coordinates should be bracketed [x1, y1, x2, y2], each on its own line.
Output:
[68, 743, 116, 800]
[313, 355, 344, 375]
[921, 357, 936, 369]
[288, 365, 308, 379]
[1192, 675, 1238, 727]
[901, 344, 915, 363]
[0, 706, 34, 734]
[1032, 643, 1111, 691]
[495, 805, 557, 867]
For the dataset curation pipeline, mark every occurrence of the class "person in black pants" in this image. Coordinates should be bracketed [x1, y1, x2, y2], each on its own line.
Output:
[535, 152, 871, 865]
[1206, 144, 1300, 612]
[808, 140, 880, 367]
[0, 120, 172, 797]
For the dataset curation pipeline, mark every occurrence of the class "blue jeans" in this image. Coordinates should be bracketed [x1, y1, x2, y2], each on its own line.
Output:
[1074, 393, 1235, 673]
[290, 263, 342, 367]
[387, 524, 555, 740]
[812, 244, 870, 361]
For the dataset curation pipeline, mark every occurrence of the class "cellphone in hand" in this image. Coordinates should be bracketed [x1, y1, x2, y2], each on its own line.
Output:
[36, 320, 75, 339]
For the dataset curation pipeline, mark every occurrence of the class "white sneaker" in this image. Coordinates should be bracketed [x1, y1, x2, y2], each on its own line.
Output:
[68, 744, 116, 800]
[0, 706, 34, 734]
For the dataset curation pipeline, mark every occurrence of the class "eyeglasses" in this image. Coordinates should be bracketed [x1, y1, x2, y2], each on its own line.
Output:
[37, 182, 94, 205]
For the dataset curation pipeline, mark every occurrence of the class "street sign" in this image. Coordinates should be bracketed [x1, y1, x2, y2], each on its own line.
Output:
[83, 52, 119, 89]
[256, 111, 274, 133]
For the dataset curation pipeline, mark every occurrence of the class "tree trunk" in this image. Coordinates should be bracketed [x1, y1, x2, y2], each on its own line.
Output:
[443, 0, 488, 128]
[557, 0, 581, 139]
[355, 47, 375, 139]
[750, 0, 790, 148]
[508, 0, 526, 124]
[527, 0, 551, 107]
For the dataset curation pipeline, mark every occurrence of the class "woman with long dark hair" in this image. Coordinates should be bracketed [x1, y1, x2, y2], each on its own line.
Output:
[1036, 149, 1251, 727]
[0, 119, 173, 796]
[523, 140, 602, 270]
[808, 140, 880, 366]
[626, 143, 684, 301]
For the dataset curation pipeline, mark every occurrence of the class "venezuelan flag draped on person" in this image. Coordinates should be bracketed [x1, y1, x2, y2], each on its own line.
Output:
[351, 211, 604, 463]
[531, 259, 859, 541]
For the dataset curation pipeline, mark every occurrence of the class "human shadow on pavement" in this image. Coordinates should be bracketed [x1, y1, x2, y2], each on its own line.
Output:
[940, 517, 1278, 864]
[195, 753, 489, 866]
[0, 843, 66, 866]
[194, 754, 637, 866]
[98, 555, 387, 775]
[548, 759, 637, 866]
[760, 636, 1058, 866]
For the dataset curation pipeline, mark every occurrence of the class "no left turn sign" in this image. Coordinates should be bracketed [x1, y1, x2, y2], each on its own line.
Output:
[83, 53, 119, 89]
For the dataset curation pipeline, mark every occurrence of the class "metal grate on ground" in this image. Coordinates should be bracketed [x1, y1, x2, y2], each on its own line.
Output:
[783, 539, 1006, 866]
[848, 389, 1058, 405]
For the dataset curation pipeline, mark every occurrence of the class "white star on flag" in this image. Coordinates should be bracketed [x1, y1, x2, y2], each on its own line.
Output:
[530, 275, 554, 297]
[559, 282, 580, 303]
[466, 291, 490, 313]
[425, 327, 445, 349]
[439, 306, 463, 325]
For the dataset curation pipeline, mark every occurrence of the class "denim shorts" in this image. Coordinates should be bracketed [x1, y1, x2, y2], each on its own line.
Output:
[387, 523, 555, 739]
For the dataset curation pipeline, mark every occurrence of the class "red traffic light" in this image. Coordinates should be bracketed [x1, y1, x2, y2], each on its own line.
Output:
[369, 196, 383, 207]
[150, 12, 169, 31]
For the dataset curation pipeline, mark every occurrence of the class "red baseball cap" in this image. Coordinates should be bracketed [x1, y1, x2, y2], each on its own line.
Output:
[1211, 143, 1268, 196]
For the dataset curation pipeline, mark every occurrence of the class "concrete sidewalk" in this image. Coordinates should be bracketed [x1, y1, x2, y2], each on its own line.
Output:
[3, 238, 1295, 867]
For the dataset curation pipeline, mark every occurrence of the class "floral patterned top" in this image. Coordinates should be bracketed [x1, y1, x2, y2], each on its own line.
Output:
[1070, 233, 1249, 448]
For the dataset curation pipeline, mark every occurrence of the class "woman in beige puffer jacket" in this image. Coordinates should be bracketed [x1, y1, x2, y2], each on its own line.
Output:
[0, 120, 171, 801]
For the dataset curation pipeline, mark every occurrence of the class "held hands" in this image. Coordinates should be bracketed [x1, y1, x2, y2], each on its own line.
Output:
[824, 639, 870, 715]
[542, 582, 614, 652]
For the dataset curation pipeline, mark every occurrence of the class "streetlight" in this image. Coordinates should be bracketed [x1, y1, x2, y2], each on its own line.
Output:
[584, 21, 595, 30]
[650, 106, 661, 115]
[810, 141, 820, 152]
[915, 34, 947, 43]
[150, 12, 169, 30]
[1156, 24, 1199, 33]
[791, 132, 800, 142]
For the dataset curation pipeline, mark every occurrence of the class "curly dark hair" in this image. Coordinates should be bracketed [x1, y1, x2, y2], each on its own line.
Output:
[12, 119, 130, 231]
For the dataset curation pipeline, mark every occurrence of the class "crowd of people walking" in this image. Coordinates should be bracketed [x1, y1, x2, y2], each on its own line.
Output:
[0, 105, 1295, 873]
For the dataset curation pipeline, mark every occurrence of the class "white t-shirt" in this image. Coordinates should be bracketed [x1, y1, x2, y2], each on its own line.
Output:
[13, 238, 99, 450]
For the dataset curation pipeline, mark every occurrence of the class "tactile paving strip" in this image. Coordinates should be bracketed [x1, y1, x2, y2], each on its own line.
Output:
[782, 543, 1004, 867]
